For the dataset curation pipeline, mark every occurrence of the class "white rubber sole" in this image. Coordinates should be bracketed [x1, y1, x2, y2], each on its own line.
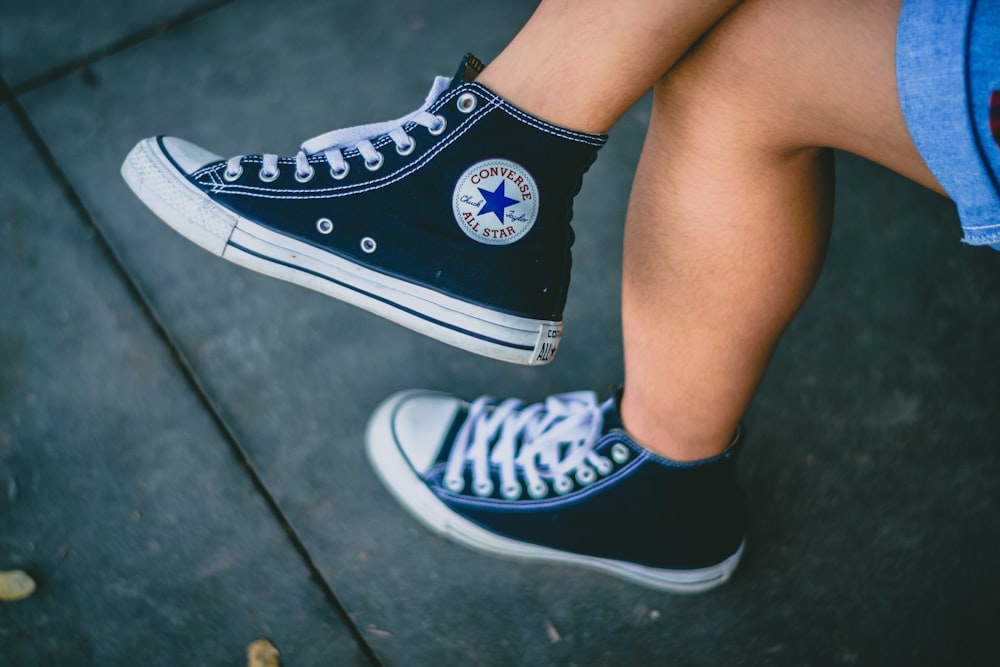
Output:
[121, 138, 562, 365]
[365, 390, 744, 594]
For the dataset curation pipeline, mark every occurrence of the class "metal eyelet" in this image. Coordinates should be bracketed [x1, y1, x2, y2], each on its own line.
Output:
[360, 237, 377, 253]
[611, 443, 630, 464]
[457, 92, 477, 114]
[330, 163, 350, 180]
[445, 476, 464, 493]
[395, 138, 416, 156]
[473, 479, 494, 497]
[258, 167, 280, 183]
[427, 115, 447, 136]
[223, 164, 243, 182]
[501, 482, 522, 500]
[294, 165, 315, 183]
[316, 217, 334, 235]
[364, 152, 384, 171]
[553, 477, 573, 494]
[576, 467, 596, 485]
[527, 481, 548, 499]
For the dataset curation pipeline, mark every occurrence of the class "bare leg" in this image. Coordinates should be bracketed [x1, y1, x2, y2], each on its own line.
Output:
[477, 0, 742, 133]
[620, 0, 944, 461]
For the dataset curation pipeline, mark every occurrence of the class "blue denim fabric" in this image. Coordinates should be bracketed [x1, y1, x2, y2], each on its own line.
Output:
[897, 0, 1000, 250]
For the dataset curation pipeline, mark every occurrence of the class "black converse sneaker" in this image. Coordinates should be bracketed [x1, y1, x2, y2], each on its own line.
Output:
[365, 389, 746, 592]
[121, 54, 606, 365]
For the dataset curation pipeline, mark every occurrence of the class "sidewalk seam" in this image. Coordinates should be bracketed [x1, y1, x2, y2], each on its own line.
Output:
[0, 73, 384, 667]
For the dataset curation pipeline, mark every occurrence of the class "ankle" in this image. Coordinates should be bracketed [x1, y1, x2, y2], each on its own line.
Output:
[618, 391, 738, 462]
[476, 65, 613, 135]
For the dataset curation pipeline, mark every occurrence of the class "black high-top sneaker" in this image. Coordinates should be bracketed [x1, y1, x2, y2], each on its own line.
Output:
[121, 54, 606, 365]
[365, 388, 746, 593]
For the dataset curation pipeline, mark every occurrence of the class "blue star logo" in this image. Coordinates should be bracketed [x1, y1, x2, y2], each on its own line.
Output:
[477, 181, 519, 223]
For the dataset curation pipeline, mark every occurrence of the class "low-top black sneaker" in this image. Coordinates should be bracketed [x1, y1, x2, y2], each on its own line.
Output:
[365, 389, 746, 592]
[121, 54, 606, 365]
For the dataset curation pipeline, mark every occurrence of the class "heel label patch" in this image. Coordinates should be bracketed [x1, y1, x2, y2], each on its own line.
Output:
[531, 323, 562, 364]
[453, 159, 539, 245]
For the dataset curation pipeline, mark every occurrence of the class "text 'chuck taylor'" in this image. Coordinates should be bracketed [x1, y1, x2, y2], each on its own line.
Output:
[121, 54, 606, 365]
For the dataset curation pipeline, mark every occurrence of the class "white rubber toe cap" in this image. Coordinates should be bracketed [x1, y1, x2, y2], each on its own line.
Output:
[386, 391, 463, 475]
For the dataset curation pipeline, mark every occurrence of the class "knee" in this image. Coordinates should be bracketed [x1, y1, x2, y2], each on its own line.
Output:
[650, 3, 812, 157]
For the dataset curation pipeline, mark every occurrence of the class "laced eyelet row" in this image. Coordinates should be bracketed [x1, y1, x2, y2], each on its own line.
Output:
[223, 109, 453, 184]
[448, 445, 631, 500]
[225, 163, 310, 183]
[240, 164, 328, 183]
[349, 116, 445, 173]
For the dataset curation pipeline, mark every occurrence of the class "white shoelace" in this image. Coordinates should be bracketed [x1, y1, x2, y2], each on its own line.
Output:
[444, 392, 626, 501]
[224, 76, 452, 182]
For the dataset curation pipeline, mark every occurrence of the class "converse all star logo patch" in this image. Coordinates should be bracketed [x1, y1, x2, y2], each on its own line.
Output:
[452, 159, 539, 245]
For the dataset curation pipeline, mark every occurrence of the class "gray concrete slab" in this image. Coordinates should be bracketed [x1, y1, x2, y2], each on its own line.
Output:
[16, 0, 1000, 664]
[0, 108, 366, 666]
[0, 0, 222, 90]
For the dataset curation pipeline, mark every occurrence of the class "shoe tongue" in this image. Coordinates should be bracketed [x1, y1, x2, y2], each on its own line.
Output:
[436, 406, 470, 466]
[601, 391, 625, 433]
[451, 52, 486, 87]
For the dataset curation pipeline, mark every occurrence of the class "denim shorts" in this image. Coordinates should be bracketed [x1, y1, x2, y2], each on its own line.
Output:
[897, 0, 1000, 250]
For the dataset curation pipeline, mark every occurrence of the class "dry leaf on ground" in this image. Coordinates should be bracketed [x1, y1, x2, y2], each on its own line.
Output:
[247, 638, 280, 667]
[0, 570, 36, 602]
